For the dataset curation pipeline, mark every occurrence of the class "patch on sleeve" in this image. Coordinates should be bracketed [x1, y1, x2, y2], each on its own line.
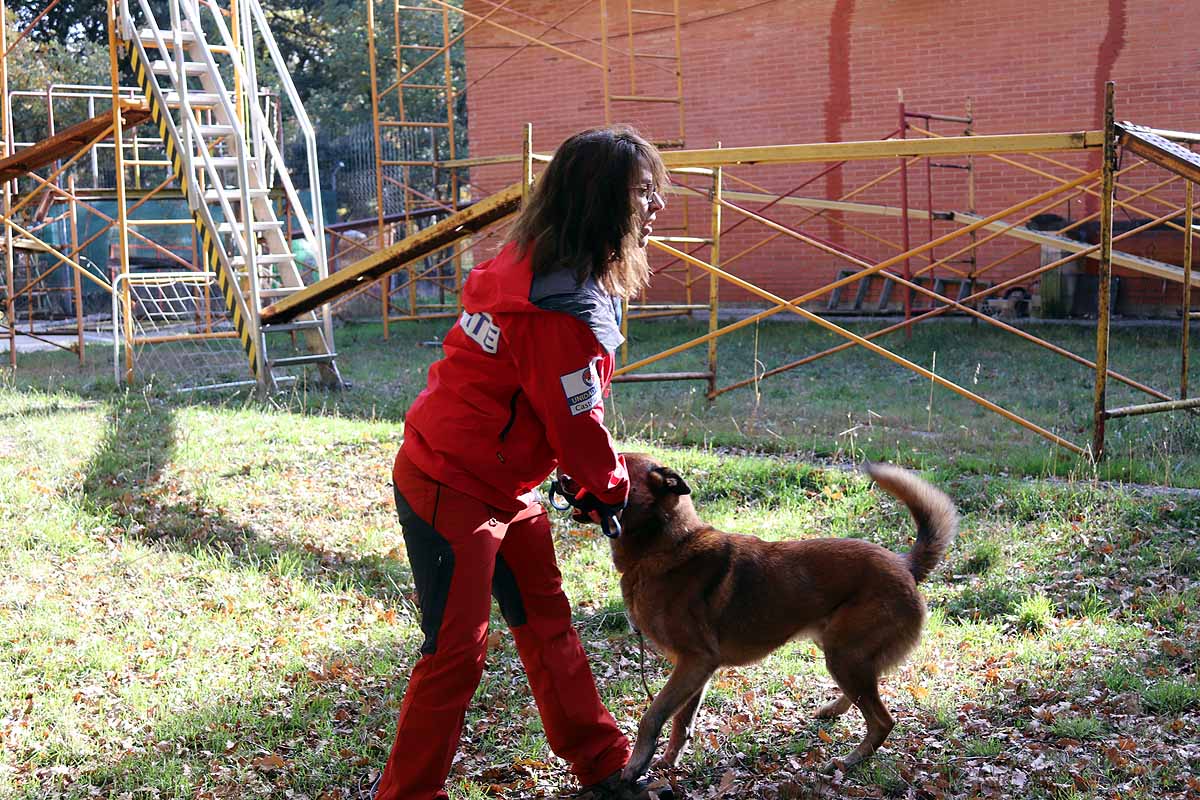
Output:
[459, 310, 500, 354]
[559, 359, 601, 416]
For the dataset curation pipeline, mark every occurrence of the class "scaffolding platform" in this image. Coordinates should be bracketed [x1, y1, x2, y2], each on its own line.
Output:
[0, 105, 150, 183]
[260, 182, 523, 325]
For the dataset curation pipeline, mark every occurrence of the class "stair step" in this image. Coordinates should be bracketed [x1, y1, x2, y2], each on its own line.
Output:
[262, 320, 324, 334]
[139, 28, 198, 46]
[204, 156, 259, 169]
[196, 124, 237, 139]
[150, 59, 209, 77]
[230, 253, 295, 266]
[217, 220, 283, 234]
[259, 286, 302, 298]
[163, 91, 226, 107]
[138, 29, 233, 54]
[269, 353, 337, 368]
[204, 187, 270, 202]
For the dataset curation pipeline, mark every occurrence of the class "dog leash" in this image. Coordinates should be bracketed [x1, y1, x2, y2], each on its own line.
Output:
[549, 480, 652, 704]
[637, 628, 653, 703]
[547, 479, 624, 539]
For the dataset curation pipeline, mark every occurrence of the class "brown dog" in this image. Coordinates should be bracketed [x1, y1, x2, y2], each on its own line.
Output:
[566, 453, 958, 779]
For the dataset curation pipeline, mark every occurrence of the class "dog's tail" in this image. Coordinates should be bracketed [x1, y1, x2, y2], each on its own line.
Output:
[864, 462, 959, 584]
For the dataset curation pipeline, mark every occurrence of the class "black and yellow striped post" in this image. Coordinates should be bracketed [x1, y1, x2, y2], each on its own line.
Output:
[125, 41, 262, 382]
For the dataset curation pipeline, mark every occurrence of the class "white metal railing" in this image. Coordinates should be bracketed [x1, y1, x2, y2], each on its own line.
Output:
[119, 0, 327, 284]
[7, 85, 146, 188]
[242, 0, 328, 283]
[203, 0, 326, 270]
[112, 269, 247, 389]
[121, 0, 255, 286]
[183, 0, 325, 272]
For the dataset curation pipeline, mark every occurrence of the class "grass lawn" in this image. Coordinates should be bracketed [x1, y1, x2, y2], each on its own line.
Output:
[1, 315, 1198, 799]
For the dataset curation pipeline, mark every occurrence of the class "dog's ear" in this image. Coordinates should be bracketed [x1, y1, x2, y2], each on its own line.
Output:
[648, 466, 691, 496]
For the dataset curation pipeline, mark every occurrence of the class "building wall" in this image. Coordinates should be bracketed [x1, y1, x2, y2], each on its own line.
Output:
[462, 0, 1198, 314]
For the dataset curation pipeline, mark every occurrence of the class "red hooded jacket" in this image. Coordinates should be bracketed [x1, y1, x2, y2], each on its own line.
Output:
[399, 242, 629, 512]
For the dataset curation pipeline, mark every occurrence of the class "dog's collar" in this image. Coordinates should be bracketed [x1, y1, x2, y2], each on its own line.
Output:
[547, 479, 624, 539]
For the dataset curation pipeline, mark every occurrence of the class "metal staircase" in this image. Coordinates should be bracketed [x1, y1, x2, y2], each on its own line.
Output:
[117, 0, 343, 391]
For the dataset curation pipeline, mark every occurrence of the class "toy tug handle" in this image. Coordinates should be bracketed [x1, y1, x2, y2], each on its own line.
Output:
[547, 478, 623, 539]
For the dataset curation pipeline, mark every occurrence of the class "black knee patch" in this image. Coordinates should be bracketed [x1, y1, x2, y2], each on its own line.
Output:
[492, 554, 527, 628]
[395, 485, 454, 655]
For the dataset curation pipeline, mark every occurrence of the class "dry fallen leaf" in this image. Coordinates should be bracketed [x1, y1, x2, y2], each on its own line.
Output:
[251, 753, 288, 771]
[716, 769, 737, 796]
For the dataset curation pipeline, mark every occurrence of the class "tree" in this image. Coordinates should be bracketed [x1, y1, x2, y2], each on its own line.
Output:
[3, 9, 109, 142]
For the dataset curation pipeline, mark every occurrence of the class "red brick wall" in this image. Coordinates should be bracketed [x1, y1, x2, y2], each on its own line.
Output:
[462, 0, 1198, 315]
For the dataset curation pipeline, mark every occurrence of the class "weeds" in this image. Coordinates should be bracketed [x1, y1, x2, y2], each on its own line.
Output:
[1013, 592, 1055, 634]
[2, 318, 1199, 798]
[1142, 679, 1200, 715]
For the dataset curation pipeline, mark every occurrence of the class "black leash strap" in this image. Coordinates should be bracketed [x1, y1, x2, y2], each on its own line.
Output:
[547, 479, 624, 539]
[637, 627, 653, 702]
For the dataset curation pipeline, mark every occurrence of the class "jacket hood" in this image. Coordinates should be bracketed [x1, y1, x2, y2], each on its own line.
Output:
[461, 242, 538, 314]
[461, 241, 625, 354]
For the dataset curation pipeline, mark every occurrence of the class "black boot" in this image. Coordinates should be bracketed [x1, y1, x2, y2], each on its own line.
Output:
[573, 771, 675, 800]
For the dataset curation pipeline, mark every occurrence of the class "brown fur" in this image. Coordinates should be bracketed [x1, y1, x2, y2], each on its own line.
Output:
[569, 454, 958, 778]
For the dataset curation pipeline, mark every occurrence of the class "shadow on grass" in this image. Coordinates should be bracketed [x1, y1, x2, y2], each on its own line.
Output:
[13, 370, 1193, 797]
[0, 399, 102, 422]
[75, 394, 414, 605]
[14, 636, 410, 798]
[19, 618, 1194, 800]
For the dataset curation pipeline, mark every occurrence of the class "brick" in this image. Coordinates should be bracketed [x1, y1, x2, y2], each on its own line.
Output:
[461, 0, 1197, 313]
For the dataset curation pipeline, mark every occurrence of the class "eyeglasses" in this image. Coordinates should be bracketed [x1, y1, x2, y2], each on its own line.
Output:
[632, 182, 664, 204]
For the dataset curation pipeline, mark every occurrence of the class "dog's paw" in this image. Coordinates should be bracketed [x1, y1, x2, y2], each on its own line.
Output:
[655, 745, 687, 770]
[645, 778, 675, 799]
[814, 695, 851, 719]
[821, 750, 866, 774]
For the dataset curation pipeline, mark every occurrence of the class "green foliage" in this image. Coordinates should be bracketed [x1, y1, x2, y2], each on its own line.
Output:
[963, 736, 1005, 757]
[944, 581, 1020, 622]
[961, 539, 1002, 575]
[1048, 714, 1107, 740]
[1, 9, 109, 144]
[1013, 592, 1055, 634]
[1077, 584, 1111, 620]
[1102, 663, 1143, 693]
[1142, 679, 1200, 715]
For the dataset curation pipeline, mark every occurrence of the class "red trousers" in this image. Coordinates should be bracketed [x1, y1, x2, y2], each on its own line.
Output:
[376, 449, 630, 800]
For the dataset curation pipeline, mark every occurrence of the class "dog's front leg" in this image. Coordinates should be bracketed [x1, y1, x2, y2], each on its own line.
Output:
[660, 676, 712, 768]
[623, 660, 717, 781]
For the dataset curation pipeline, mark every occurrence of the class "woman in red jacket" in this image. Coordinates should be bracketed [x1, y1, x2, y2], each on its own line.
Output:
[374, 125, 668, 800]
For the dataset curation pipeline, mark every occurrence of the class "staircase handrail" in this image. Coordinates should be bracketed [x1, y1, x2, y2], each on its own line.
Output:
[122, 0, 256, 275]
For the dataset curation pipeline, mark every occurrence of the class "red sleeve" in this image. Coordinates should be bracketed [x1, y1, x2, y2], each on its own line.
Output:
[505, 311, 629, 506]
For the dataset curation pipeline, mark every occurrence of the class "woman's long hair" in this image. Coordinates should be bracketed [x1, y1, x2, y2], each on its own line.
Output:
[508, 125, 668, 298]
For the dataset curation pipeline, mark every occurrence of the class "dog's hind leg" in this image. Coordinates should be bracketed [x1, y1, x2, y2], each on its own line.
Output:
[622, 660, 717, 782]
[819, 653, 894, 772]
[660, 676, 712, 768]
[814, 692, 852, 719]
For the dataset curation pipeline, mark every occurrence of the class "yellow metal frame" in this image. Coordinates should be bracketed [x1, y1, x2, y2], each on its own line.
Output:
[267, 102, 1197, 460]
[0, 1, 195, 369]
[0, 0, 250, 379]
[356, 0, 693, 332]
[367, 0, 464, 337]
[0, 2, 1191, 461]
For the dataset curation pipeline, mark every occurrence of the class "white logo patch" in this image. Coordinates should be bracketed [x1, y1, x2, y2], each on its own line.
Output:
[459, 310, 500, 354]
[560, 360, 601, 416]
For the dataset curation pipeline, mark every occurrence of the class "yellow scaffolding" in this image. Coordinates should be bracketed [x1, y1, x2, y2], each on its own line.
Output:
[272, 101, 1197, 461]
[357, 0, 695, 334]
